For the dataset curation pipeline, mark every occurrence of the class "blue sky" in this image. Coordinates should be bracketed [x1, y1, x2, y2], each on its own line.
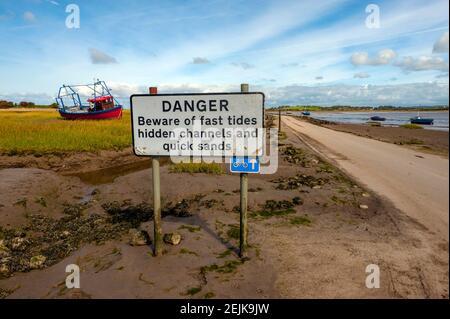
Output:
[0, 0, 448, 106]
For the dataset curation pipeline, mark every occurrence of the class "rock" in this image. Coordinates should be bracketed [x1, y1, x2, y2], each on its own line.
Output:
[0, 263, 9, 276]
[60, 230, 71, 239]
[163, 232, 182, 245]
[0, 240, 10, 258]
[362, 193, 370, 198]
[292, 196, 303, 205]
[312, 185, 322, 189]
[29, 255, 47, 269]
[129, 229, 151, 246]
[91, 188, 100, 195]
[11, 237, 27, 251]
[359, 204, 369, 210]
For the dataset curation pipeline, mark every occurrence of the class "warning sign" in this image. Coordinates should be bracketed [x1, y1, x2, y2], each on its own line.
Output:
[130, 93, 264, 157]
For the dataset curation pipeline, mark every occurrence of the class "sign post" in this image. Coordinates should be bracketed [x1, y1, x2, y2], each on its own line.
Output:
[239, 83, 249, 257]
[149, 86, 162, 257]
[278, 108, 282, 133]
[130, 86, 264, 258]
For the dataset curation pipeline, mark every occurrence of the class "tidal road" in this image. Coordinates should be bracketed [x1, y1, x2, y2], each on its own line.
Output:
[283, 116, 449, 241]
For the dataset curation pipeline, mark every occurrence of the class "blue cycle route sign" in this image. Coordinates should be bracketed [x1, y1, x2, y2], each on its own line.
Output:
[230, 156, 260, 173]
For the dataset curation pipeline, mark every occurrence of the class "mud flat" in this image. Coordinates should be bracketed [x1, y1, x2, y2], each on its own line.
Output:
[0, 116, 448, 298]
[321, 122, 449, 157]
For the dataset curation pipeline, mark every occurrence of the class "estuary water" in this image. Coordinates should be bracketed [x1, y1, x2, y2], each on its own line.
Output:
[288, 111, 449, 131]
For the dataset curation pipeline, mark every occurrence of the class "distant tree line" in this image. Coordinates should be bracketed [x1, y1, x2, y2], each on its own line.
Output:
[269, 105, 449, 112]
[0, 100, 58, 109]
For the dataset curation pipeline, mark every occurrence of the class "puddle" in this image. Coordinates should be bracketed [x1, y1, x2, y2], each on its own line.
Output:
[65, 159, 171, 185]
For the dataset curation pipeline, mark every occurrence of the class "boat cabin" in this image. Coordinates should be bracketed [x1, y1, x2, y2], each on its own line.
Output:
[87, 95, 114, 112]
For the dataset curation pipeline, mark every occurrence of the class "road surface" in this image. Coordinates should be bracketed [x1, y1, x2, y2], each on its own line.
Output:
[283, 116, 449, 240]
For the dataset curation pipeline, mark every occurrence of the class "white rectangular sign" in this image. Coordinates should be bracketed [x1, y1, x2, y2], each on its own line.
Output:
[130, 93, 264, 157]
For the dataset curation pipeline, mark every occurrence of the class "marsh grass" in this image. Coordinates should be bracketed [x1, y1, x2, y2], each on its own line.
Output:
[290, 215, 312, 226]
[400, 123, 423, 129]
[0, 110, 131, 155]
[169, 162, 223, 174]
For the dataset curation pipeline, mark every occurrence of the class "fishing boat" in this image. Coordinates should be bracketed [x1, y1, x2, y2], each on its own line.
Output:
[410, 116, 434, 125]
[56, 80, 123, 120]
[370, 115, 386, 121]
[302, 111, 311, 116]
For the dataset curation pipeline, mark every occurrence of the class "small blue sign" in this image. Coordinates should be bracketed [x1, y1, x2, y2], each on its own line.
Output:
[230, 157, 260, 173]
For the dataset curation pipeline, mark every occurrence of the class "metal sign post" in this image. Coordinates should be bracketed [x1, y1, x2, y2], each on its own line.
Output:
[149, 86, 162, 257]
[278, 108, 282, 132]
[239, 83, 249, 258]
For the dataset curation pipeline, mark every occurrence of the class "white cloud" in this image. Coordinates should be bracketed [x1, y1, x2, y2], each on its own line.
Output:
[264, 82, 449, 106]
[354, 72, 370, 79]
[395, 55, 449, 72]
[315, 76, 324, 80]
[433, 31, 449, 53]
[231, 62, 255, 69]
[191, 57, 210, 64]
[281, 62, 299, 68]
[351, 49, 397, 66]
[23, 11, 36, 23]
[88, 48, 118, 64]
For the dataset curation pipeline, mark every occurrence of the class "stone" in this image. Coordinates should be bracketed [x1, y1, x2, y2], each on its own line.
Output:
[163, 232, 182, 245]
[11, 237, 27, 251]
[0, 240, 10, 258]
[29, 255, 47, 269]
[359, 204, 369, 210]
[312, 185, 322, 189]
[362, 193, 370, 198]
[129, 229, 151, 246]
[0, 263, 9, 276]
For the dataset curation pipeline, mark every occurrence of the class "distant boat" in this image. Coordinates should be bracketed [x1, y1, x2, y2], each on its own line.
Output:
[410, 116, 434, 125]
[302, 111, 311, 116]
[370, 115, 386, 121]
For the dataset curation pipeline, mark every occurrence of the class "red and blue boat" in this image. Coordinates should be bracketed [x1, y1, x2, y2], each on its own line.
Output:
[56, 80, 123, 120]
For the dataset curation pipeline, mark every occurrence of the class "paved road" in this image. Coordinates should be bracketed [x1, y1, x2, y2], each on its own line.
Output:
[283, 116, 449, 240]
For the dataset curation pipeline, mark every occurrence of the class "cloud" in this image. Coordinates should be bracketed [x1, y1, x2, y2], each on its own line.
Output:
[265, 82, 449, 106]
[390, 77, 398, 81]
[231, 62, 255, 69]
[433, 31, 449, 53]
[436, 72, 449, 79]
[281, 62, 299, 68]
[351, 49, 396, 66]
[354, 72, 370, 79]
[395, 55, 449, 72]
[89, 48, 118, 64]
[315, 76, 324, 80]
[23, 11, 36, 23]
[46, 0, 60, 5]
[191, 57, 210, 64]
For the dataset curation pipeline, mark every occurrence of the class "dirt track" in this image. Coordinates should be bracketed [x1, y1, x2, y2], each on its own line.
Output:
[283, 116, 449, 241]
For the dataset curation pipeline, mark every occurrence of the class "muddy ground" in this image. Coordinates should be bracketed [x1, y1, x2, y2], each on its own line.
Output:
[320, 122, 449, 157]
[0, 118, 448, 299]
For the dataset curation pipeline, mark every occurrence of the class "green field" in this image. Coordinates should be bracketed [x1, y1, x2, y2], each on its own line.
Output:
[0, 110, 132, 155]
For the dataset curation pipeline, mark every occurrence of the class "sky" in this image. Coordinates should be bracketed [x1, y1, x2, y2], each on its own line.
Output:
[0, 0, 448, 107]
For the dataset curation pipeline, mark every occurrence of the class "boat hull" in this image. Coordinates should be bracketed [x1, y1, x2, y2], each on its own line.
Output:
[370, 116, 386, 121]
[410, 118, 434, 125]
[59, 106, 123, 120]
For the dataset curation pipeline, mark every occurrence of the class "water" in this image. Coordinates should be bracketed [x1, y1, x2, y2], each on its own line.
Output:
[289, 111, 449, 131]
